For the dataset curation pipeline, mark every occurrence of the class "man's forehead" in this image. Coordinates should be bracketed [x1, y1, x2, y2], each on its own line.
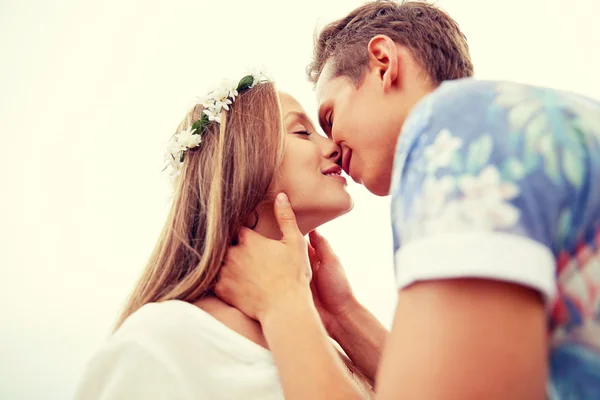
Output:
[315, 61, 337, 106]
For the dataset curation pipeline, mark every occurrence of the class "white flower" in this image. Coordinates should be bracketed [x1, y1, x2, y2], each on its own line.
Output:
[166, 135, 181, 151]
[459, 165, 519, 202]
[458, 165, 520, 229]
[163, 127, 202, 176]
[203, 108, 221, 123]
[216, 97, 233, 111]
[164, 150, 182, 174]
[196, 94, 211, 107]
[210, 88, 228, 103]
[202, 101, 220, 115]
[163, 137, 183, 170]
[399, 176, 458, 240]
[169, 157, 182, 172]
[177, 127, 202, 149]
[495, 82, 544, 132]
[205, 82, 236, 112]
[165, 136, 183, 158]
[246, 66, 272, 87]
[218, 79, 238, 100]
[424, 129, 463, 172]
[415, 166, 520, 237]
[166, 68, 272, 180]
[422, 200, 471, 236]
[197, 80, 237, 113]
[494, 82, 530, 108]
[169, 165, 181, 179]
[419, 176, 456, 217]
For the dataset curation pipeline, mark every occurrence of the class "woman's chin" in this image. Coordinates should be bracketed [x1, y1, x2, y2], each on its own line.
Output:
[344, 196, 355, 213]
[334, 193, 354, 216]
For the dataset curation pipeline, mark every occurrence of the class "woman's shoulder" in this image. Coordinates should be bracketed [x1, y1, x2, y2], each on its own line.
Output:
[114, 299, 270, 362]
[114, 300, 204, 343]
[74, 300, 277, 399]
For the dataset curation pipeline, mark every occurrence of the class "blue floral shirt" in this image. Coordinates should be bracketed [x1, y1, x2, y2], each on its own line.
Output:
[391, 79, 600, 399]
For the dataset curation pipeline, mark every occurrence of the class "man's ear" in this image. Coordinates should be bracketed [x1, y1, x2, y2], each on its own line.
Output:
[367, 35, 400, 92]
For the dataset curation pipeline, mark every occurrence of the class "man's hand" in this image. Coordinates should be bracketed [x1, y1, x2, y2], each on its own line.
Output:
[215, 193, 312, 322]
[307, 230, 358, 336]
[215, 195, 363, 400]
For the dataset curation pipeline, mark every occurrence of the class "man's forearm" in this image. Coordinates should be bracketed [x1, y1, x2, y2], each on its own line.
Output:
[330, 300, 389, 384]
[261, 290, 364, 400]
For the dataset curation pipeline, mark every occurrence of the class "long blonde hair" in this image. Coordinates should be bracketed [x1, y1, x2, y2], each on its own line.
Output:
[116, 83, 284, 327]
[116, 82, 372, 395]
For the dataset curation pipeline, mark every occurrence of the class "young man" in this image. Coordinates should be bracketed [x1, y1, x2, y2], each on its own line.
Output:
[216, 1, 600, 399]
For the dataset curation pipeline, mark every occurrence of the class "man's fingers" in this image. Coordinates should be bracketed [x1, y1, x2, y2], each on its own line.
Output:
[214, 273, 231, 302]
[273, 193, 302, 243]
[307, 242, 319, 270]
[309, 230, 336, 263]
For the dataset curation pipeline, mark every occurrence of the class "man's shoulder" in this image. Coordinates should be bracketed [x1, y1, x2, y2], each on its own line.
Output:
[398, 78, 498, 142]
[429, 78, 600, 111]
[428, 78, 505, 109]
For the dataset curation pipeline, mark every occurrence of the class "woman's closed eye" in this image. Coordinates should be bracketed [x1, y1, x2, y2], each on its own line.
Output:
[294, 130, 312, 137]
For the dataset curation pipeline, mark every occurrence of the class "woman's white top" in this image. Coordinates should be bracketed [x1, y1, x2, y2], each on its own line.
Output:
[74, 300, 284, 400]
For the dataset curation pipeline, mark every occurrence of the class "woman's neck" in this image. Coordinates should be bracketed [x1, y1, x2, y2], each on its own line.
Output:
[193, 296, 269, 349]
[252, 204, 310, 240]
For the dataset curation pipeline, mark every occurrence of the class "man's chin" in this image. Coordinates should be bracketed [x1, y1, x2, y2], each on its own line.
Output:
[364, 176, 391, 197]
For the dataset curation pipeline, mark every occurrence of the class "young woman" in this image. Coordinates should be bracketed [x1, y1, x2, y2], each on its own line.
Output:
[74, 73, 373, 399]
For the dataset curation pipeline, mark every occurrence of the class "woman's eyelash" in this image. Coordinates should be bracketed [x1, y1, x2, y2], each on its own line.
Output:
[295, 131, 312, 136]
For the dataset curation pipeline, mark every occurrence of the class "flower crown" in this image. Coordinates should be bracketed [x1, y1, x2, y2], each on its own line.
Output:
[164, 67, 272, 177]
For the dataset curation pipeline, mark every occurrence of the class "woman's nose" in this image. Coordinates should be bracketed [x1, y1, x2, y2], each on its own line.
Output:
[323, 138, 341, 164]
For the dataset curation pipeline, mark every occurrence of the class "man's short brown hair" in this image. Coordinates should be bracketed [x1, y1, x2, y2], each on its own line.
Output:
[307, 0, 474, 86]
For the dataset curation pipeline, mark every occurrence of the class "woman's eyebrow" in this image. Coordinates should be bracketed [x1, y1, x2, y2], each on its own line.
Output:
[284, 111, 310, 123]
[284, 111, 317, 132]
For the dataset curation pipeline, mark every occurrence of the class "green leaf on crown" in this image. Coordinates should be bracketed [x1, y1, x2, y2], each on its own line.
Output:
[191, 120, 203, 132]
[191, 113, 210, 134]
[237, 75, 254, 91]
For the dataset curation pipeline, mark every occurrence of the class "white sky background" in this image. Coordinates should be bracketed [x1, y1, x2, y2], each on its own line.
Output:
[1, 0, 599, 398]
